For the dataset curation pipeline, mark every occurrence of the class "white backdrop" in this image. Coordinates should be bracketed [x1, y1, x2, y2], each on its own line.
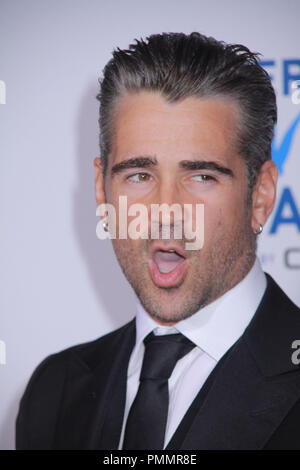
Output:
[1, 0, 299, 450]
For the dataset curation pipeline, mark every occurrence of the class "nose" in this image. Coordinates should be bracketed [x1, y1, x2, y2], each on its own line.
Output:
[150, 177, 184, 235]
[158, 177, 180, 206]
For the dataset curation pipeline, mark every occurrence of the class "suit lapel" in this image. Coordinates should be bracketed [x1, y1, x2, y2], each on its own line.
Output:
[174, 336, 300, 449]
[167, 273, 300, 449]
[96, 320, 136, 449]
[54, 319, 136, 449]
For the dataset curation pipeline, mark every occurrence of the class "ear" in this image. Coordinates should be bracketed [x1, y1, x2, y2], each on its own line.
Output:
[94, 157, 106, 206]
[251, 160, 278, 232]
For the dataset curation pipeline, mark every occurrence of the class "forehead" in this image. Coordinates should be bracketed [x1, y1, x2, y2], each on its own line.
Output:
[110, 91, 242, 166]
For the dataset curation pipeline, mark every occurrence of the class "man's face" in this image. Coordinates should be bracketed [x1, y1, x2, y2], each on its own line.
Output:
[98, 91, 257, 325]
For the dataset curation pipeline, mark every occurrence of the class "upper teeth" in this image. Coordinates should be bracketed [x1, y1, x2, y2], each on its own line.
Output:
[168, 249, 175, 252]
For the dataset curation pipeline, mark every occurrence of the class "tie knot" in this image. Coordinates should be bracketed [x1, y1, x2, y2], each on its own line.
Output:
[140, 332, 196, 381]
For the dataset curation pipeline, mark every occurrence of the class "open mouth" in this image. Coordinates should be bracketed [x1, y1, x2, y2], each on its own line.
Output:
[153, 249, 186, 273]
[149, 245, 188, 288]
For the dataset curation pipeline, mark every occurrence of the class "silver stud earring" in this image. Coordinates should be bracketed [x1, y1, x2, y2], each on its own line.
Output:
[102, 220, 109, 232]
[253, 223, 263, 235]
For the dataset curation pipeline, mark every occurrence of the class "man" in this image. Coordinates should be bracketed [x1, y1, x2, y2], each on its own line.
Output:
[16, 32, 300, 450]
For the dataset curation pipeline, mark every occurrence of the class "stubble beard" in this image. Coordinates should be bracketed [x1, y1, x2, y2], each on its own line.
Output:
[111, 211, 256, 324]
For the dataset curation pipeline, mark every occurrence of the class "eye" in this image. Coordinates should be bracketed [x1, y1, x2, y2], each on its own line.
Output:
[191, 174, 216, 183]
[126, 172, 153, 183]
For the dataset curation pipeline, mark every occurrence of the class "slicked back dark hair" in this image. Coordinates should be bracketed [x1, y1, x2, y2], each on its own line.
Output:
[97, 32, 277, 195]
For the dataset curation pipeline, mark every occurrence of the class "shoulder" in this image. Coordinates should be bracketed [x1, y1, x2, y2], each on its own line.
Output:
[264, 272, 300, 316]
[53, 316, 135, 366]
[22, 317, 135, 391]
[243, 272, 300, 377]
[16, 318, 135, 448]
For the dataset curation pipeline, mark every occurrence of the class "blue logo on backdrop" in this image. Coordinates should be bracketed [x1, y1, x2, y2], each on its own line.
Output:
[257, 60, 300, 269]
[259, 60, 300, 237]
[271, 113, 300, 175]
[270, 112, 300, 234]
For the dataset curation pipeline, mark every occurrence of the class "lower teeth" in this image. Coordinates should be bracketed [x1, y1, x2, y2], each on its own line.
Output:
[159, 267, 175, 274]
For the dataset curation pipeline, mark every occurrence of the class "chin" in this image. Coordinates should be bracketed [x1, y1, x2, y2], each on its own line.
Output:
[138, 290, 200, 324]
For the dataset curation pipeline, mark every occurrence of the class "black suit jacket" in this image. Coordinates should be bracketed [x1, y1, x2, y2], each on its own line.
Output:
[16, 273, 300, 449]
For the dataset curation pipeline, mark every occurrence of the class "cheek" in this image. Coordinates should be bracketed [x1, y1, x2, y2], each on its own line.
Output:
[203, 199, 241, 240]
[111, 238, 136, 264]
[202, 202, 223, 230]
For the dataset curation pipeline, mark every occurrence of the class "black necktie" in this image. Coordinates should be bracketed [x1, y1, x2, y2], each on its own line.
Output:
[122, 331, 196, 450]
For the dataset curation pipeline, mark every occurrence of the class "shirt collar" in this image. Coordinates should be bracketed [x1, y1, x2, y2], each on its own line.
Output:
[128, 257, 266, 374]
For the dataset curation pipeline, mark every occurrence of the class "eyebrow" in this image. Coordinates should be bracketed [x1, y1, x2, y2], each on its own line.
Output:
[179, 160, 234, 177]
[110, 156, 234, 178]
[111, 156, 158, 176]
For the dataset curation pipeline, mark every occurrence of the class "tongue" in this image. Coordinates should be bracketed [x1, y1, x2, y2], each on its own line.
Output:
[153, 250, 184, 274]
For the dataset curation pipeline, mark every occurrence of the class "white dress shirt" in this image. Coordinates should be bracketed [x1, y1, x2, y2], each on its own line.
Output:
[118, 257, 267, 449]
